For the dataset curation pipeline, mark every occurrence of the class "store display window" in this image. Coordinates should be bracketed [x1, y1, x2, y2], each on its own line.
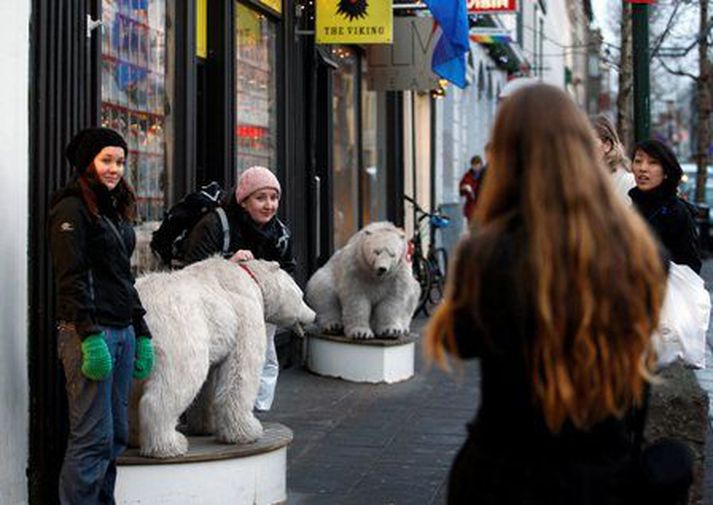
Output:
[332, 46, 359, 249]
[235, 2, 277, 176]
[361, 63, 387, 225]
[100, 0, 169, 223]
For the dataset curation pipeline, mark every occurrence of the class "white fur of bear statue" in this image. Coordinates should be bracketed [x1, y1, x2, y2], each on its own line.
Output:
[131, 258, 315, 458]
[305, 221, 420, 340]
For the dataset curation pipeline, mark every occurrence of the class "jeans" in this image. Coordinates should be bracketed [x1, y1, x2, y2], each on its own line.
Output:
[254, 323, 278, 411]
[58, 324, 135, 505]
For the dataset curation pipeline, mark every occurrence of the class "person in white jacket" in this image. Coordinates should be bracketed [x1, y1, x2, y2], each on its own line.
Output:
[592, 115, 636, 204]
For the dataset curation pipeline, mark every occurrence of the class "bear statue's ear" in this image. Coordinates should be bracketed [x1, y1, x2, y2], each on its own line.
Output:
[363, 229, 372, 236]
[267, 261, 281, 271]
[397, 228, 406, 238]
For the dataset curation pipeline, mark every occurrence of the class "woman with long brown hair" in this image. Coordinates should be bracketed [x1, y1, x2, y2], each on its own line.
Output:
[426, 85, 670, 504]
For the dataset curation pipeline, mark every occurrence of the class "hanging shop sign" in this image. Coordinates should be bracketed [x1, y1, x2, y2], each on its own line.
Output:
[467, 0, 518, 14]
[316, 0, 393, 44]
[365, 16, 439, 91]
[469, 27, 512, 44]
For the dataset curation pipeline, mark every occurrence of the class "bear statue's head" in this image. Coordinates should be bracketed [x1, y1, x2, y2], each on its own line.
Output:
[245, 260, 316, 330]
[354, 222, 407, 280]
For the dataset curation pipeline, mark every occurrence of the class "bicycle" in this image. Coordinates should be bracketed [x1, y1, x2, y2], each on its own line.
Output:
[404, 195, 450, 316]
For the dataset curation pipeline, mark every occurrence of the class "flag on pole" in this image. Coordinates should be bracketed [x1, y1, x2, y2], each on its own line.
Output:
[424, 0, 470, 89]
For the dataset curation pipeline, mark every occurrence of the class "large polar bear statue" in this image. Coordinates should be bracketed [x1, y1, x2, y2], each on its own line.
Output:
[132, 257, 315, 458]
[305, 221, 420, 339]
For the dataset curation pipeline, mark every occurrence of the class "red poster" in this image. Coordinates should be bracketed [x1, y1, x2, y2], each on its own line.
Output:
[467, 0, 518, 14]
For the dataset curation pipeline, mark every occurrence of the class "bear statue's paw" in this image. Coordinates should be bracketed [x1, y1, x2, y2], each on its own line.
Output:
[346, 327, 375, 340]
[215, 415, 264, 445]
[321, 322, 344, 335]
[376, 326, 407, 339]
[140, 430, 189, 459]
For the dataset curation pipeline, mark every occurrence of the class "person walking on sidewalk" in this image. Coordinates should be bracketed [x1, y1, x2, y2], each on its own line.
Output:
[629, 139, 701, 274]
[426, 85, 683, 504]
[459, 155, 487, 223]
[49, 128, 155, 505]
[183, 165, 296, 411]
[592, 114, 635, 205]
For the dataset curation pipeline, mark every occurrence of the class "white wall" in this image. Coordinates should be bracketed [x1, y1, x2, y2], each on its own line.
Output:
[0, 1, 30, 504]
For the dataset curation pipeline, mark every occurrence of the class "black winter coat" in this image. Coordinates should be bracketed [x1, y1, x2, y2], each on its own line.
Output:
[629, 186, 701, 273]
[48, 179, 150, 339]
[448, 226, 644, 505]
[182, 193, 296, 274]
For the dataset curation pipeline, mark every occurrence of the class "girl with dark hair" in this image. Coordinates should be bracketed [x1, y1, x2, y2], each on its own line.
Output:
[426, 85, 683, 504]
[629, 139, 701, 273]
[48, 127, 155, 504]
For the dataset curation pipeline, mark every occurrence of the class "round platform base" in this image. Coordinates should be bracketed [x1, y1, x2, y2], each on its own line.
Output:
[306, 332, 417, 383]
[116, 422, 292, 505]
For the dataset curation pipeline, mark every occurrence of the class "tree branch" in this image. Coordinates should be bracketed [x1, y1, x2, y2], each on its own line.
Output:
[650, 1, 683, 60]
[657, 57, 699, 80]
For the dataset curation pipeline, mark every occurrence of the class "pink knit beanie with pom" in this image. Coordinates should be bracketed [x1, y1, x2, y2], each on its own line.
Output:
[235, 166, 281, 203]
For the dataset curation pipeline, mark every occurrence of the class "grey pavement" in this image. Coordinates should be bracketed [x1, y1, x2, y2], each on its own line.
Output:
[695, 259, 713, 505]
[260, 317, 478, 505]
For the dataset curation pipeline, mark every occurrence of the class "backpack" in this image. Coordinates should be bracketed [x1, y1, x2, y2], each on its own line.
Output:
[150, 181, 231, 267]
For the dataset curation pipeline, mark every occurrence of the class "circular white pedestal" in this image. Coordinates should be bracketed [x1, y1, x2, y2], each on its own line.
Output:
[306, 333, 417, 383]
[116, 423, 292, 505]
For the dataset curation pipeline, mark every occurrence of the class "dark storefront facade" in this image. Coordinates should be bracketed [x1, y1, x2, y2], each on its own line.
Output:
[28, 0, 405, 502]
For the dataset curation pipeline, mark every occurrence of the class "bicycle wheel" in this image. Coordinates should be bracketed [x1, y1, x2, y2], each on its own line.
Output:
[411, 254, 431, 316]
[431, 247, 449, 278]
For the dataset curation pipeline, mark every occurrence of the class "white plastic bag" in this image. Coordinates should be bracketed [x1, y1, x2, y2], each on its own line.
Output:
[654, 263, 711, 369]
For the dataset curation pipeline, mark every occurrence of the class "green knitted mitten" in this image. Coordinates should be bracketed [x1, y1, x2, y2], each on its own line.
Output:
[81, 333, 113, 380]
[133, 336, 155, 380]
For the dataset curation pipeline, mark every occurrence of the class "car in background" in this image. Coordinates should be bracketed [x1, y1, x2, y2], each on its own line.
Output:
[678, 162, 713, 249]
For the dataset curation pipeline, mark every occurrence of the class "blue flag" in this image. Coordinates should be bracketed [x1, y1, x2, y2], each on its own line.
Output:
[425, 0, 470, 89]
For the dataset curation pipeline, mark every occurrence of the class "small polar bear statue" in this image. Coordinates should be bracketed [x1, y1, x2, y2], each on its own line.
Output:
[131, 257, 315, 458]
[305, 221, 420, 340]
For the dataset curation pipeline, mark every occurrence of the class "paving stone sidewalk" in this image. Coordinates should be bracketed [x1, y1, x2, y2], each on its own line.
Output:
[260, 318, 478, 505]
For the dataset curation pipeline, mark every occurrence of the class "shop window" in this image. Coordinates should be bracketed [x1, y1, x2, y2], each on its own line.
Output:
[332, 46, 359, 249]
[100, 0, 169, 224]
[235, 2, 277, 176]
[361, 64, 387, 225]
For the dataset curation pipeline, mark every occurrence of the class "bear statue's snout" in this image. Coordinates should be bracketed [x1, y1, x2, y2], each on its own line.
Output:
[376, 266, 388, 277]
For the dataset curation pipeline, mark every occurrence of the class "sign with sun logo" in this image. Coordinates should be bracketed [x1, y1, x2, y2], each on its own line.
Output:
[316, 0, 393, 44]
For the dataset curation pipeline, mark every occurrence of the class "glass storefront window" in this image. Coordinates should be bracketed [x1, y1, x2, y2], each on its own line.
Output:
[361, 64, 387, 225]
[332, 46, 359, 249]
[235, 2, 277, 176]
[100, 0, 169, 224]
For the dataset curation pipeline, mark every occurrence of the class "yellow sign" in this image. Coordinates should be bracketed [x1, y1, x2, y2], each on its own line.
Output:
[316, 0, 393, 44]
[196, 0, 207, 58]
[257, 0, 282, 14]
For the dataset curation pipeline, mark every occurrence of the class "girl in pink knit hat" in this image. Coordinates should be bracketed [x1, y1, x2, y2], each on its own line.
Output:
[183, 166, 295, 411]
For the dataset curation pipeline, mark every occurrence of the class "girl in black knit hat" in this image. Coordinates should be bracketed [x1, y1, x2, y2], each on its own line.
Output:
[629, 139, 701, 273]
[48, 127, 155, 504]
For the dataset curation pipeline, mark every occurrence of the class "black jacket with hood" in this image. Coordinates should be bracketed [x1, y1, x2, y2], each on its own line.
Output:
[182, 191, 296, 274]
[48, 178, 150, 339]
[629, 185, 701, 274]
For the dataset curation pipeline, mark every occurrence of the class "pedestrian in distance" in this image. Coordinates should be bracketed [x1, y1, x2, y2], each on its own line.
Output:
[459, 153, 487, 224]
[592, 114, 636, 205]
[48, 127, 155, 505]
[426, 84, 690, 504]
[183, 165, 296, 412]
[629, 139, 701, 274]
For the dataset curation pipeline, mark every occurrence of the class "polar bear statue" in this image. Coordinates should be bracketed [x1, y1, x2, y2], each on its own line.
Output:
[305, 221, 420, 339]
[132, 258, 315, 458]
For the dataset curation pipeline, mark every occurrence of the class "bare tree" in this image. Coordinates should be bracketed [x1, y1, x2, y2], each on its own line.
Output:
[617, 2, 634, 152]
[656, 0, 711, 203]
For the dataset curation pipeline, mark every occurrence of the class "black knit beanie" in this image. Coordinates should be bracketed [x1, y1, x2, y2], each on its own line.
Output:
[65, 127, 128, 173]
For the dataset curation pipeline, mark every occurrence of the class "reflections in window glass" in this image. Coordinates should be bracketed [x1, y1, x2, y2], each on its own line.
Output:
[361, 63, 388, 225]
[332, 46, 359, 249]
[100, 0, 168, 224]
[235, 2, 277, 177]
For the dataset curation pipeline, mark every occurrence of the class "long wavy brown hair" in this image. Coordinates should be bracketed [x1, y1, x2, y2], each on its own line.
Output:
[426, 85, 666, 432]
[593, 114, 630, 174]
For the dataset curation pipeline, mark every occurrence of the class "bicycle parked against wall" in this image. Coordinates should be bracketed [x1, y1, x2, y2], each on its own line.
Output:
[404, 195, 450, 316]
